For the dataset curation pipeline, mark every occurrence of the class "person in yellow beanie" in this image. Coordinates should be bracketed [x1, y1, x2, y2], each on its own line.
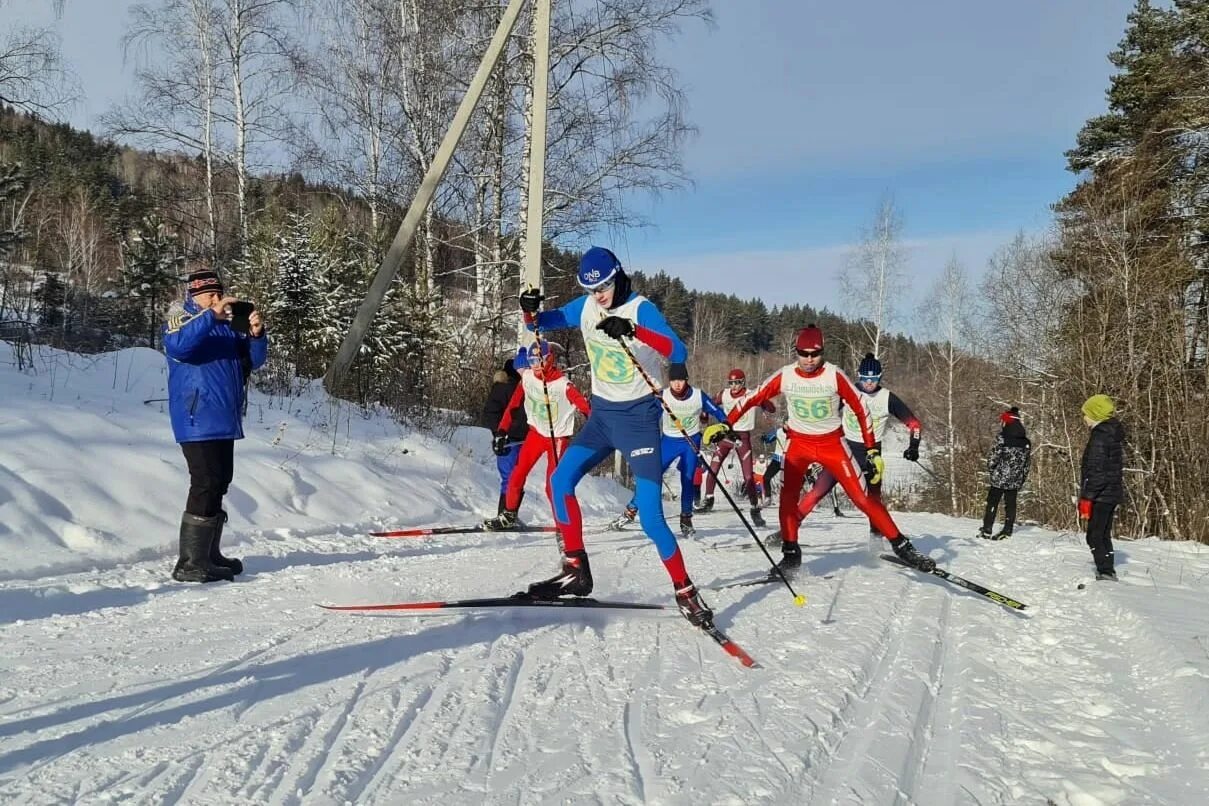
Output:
[1078, 394, 1125, 580]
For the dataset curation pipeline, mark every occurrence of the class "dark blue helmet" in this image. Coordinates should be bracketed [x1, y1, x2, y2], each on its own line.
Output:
[577, 246, 621, 290]
[857, 353, 882, 384]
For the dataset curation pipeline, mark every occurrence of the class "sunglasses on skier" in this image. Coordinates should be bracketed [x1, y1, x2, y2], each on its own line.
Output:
[728, 379, 744, 386]
[584, 276, 616, 293]
[796, 349, 823, 358]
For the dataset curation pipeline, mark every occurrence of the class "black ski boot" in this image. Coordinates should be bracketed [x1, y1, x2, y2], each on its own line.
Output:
[777, 541, 802, 572]
[209, 509, 243, 575]
[976, 527, 993, 540]
[694, 495, 715, 513]
[526, 550, 593, 598]
[1095, 569, 1118, 581]
[750, 506, 766, 527]
[674, 581, 713, 627]
[173, 513, 235, 583]
[483, 509, 519, 531]
[679, 513, 696, 537]
[991, 529, 1012, 541]
[889, 536, 936, 572]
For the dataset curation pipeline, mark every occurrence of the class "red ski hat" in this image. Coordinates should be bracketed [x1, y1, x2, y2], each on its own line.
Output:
[795, 324, 824, 353]
[1000, 406, 1021, 426]
[727, 368, 746, 383]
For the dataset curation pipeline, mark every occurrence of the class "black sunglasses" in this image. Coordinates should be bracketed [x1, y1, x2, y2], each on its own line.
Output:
[796, 349, 822, 358]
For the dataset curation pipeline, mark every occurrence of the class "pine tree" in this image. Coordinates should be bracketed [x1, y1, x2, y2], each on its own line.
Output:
[120, 215, 182, 348]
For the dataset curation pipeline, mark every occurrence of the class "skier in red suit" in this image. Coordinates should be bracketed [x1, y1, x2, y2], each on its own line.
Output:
[727, 325, 935, 573]
[484, 340, 590, 531]
[697, 368, 776, 526]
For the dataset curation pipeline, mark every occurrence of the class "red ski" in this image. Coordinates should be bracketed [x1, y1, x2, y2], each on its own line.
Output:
[369, 524, 561, 538]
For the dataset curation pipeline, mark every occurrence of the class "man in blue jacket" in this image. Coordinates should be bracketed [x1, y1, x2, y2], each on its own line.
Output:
[164, 268, 268, 582]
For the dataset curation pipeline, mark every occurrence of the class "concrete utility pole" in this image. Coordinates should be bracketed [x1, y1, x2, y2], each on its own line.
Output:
[324, 0, 537, 393]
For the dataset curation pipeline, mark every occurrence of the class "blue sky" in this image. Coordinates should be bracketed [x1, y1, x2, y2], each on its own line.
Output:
[9, 0, 1137, 318]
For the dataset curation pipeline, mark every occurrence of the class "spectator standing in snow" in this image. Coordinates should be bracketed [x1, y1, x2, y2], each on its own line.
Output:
[1078, 395, 1126, 580]
[163, 268, 268, 582]
[482, 357, 529, 517]
[979, 406, 1031, 539]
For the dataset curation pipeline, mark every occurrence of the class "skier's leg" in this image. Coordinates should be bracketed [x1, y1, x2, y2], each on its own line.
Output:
[505, 433, 545, 512]
[821, 440, 901, 539]
[549, 417, 613, 553]
[737, 432, 757, 505]
[981, 487, 1002, 534]
[763, 458, 781, 501]
[779, 440, 813, 545]
[541, 436, 569, 513]
[1001, 489, 1018, 535]
[703, 438, 733, 496]
[796, 468, 838, 522]
[1086, 502, 1117, 575]
[678, 437, 700, 516]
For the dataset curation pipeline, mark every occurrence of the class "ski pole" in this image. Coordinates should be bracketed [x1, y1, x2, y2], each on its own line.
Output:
[609, 335, 806, 607]
[910, 459, 943, 483]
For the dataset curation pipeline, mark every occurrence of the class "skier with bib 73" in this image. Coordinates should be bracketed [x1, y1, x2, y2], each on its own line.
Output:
[518, 247, 714, 626]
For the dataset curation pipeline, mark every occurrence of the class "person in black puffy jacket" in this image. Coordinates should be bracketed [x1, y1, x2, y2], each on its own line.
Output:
[482, 357, 529, 516]
[1078, 394, 1126, 580]
[979, 406, 1031, 539]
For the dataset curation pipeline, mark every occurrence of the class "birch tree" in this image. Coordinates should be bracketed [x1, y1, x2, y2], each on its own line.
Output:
[841, 194, 905, 357]
[921, 256, 975, 515]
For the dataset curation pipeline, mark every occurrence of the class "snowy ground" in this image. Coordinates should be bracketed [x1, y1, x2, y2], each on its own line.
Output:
[3, 345, 1209, 805]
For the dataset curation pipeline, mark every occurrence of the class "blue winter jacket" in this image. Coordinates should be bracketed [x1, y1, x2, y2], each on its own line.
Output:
[163, 297, 269, 443]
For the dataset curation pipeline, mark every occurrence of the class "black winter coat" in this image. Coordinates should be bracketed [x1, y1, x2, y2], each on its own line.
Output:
[1080, 418, 1125, 504]
[482, 361, 528, 442]
[987, 420, 1031, 490]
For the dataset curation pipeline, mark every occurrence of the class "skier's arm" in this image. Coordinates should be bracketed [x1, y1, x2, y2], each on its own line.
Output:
[702, 394, 728, 423]
[163, 308, 218, 361]
[566, 383, 591, 417]
[1079, 433, 1109, 499]
[525, 296, 586, 332]
[728, 373, 782, 424]
[497, 381, 526, 433]
[888, 392, 922, 437]
[837, 372, 876, 448]
[632, 300, 687, 362]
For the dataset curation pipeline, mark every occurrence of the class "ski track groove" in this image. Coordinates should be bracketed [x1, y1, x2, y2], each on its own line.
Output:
[472, 637, 530, 797]
[341, 653, 455, 804]
[621, 631, 662, 806]
[793, 572, 920, 803]
[277, 673, 370, 806]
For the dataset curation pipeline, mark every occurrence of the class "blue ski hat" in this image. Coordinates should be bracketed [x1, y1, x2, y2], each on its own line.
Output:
[577, 246, 622, 290]
[857, 353, 882, 384]
[526, 339, 562, 368]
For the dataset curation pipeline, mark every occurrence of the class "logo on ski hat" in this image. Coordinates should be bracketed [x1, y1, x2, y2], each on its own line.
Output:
[577, 246, 621, 290]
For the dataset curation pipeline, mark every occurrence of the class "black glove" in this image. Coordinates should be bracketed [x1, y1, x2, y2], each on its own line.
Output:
[491, 431, 509, 456]
[519, 288, 544, 314]
[596, 315, 635, 340]
[903, 438, 920, 462]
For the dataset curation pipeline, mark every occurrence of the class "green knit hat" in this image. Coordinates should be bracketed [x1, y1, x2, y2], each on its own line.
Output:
[1081, 394, 1115, 423]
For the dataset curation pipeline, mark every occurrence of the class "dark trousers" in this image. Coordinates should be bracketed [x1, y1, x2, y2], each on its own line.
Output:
[982, 487, 1017, 534]
[181, 440, 235, 517]
[763, 458, 782, 500]
[1086, 501, 1117, 573]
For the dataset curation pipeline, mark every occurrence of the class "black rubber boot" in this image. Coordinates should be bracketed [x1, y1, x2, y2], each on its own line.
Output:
[209, 509, 243, 575]
[173, 513, 235, 583]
